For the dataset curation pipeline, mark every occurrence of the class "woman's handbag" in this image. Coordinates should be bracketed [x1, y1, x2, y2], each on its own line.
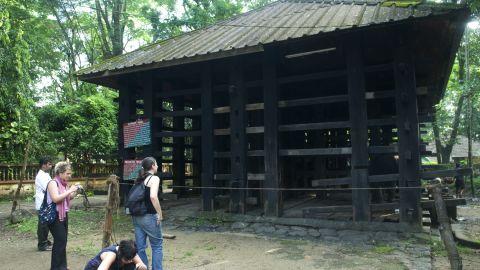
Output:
[39, 181, 57, 224]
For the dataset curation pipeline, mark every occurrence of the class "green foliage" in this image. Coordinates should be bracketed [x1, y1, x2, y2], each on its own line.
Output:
[37, 91, 118, 164]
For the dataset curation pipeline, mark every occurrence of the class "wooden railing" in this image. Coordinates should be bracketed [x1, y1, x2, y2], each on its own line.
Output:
[0, 163, 118, 182]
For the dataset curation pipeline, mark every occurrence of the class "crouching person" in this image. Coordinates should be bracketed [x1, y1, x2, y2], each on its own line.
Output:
[84, 240, 147, 270]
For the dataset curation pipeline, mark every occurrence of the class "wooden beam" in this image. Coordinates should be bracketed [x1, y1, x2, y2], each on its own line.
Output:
[229, 58, 247, 214]
[278, 95, 348, 108]
[420, 198, 466, 209]
[278, 69, 347, 84]
[420, 168, 473, 179]
[368, 145, 398, 154]
[279, 147, 352, 156]
[368, 174, 399, 183]
[303, 206, 353, 217]
[155, 131, 201, 137]
[201, 63, 214, 211]
[214, 173, 265, 181]
[311, 177, 352, 187]
[394, 41, 421, 224]
[263, 48, 282, 217]
[155, 87, 201, 98]
[346, 33, 370, 222]
[370, 203, 399, 211]
[154, 109, 201, 118]
[279, 121, 350, 131]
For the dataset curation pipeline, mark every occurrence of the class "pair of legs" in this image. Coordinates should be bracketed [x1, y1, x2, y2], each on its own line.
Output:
[133, 214, 163, 270]
[37, 214, 52, 251]
[48, 215, 68, 270]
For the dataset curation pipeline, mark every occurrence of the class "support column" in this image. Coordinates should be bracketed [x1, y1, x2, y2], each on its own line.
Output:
[345, 34, 370, 221]
[229, 58, 247, 214]
[201, 63, 214, 211]
[142, 72, 158, 157]
[263, 48, 282, 217]
[173, 97, 185, 196]
[118, 77, 136, 200]
[394, 44, 421, 224]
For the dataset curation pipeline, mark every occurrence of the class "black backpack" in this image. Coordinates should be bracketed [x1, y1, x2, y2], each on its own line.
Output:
[125, 175, 153, 216]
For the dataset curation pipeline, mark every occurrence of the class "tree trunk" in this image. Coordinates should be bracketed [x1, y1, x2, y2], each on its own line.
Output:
[432, 46, 466, 164]
[432, 120, 443, 164]
[10, 141, 31, 222]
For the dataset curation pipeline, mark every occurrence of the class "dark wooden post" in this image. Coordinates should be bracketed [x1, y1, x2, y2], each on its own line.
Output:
[345, 34, 370, 221]
[263, 48, 282, 216]
[201, 63, 214, 211]
[229, 58, 247, 214]
[118, 77, 135, 201]
[142, 72, 158, 157]
[173, 97, 186, 196]
[394, 42, 421, 224]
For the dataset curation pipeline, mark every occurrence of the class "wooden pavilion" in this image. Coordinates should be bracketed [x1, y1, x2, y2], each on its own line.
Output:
[78, 0, 470, 225]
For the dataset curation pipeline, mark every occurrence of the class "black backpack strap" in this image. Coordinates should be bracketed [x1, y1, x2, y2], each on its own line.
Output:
[144, 175, 154, 186]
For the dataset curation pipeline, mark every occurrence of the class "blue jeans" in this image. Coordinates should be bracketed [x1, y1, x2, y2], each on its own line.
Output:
[133, 214, 163, 270]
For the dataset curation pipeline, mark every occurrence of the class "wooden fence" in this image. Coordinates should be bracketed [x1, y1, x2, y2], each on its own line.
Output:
[0, 163, 118, 182]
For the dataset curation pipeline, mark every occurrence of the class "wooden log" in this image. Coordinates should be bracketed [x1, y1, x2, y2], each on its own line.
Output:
[430, 185, 462, 270]
[102, 175, 120, 248]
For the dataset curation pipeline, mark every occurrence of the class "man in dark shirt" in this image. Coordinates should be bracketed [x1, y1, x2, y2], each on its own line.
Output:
[454, 163, 465, 198]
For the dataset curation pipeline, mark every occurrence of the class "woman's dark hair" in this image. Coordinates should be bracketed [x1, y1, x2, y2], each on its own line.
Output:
[136, 157, 157, 183]
[118, 240, 137, 261]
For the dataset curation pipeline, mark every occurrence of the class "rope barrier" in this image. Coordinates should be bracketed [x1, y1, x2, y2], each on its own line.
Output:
[117, 181, 425, 191]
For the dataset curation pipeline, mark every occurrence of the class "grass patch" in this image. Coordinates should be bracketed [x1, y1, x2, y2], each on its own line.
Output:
[188, 212, 226, 227]
[11, 215, 38, 234]
[372, 244, 395, 254]
[430, 239, 447, 257]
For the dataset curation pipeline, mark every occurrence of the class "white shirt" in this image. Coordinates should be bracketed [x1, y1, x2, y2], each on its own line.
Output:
[35, 170, 52, 210]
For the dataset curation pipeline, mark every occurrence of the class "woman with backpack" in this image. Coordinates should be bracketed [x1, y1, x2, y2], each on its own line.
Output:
[46, 161, 80, 270]
[131, 157, 164, 270]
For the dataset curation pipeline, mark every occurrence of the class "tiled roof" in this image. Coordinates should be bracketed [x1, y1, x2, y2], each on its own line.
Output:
[77, 0, 464, 77]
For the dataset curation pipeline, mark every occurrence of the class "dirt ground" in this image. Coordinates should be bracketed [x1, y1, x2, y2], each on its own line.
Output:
[0, 197, 479, 270]
[0, 216, 412, 270]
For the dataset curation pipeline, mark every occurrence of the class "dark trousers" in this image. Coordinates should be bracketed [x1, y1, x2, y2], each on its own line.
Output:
[37, 214, 50, 250]
[48, 215, 68, 270]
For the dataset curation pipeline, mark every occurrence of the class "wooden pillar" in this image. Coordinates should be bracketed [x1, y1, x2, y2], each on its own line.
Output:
[192, 117, 201, 194]
[229, 58, 247, 214]
[142, 72, 158, 157]
[345, 34, 370, 221]
[394, 43, 421, 224]
[173, 97, 186, 196]
[118, 77, 135, 166]
[263, 49, 282, 216]
[201, 63, 214, 211]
